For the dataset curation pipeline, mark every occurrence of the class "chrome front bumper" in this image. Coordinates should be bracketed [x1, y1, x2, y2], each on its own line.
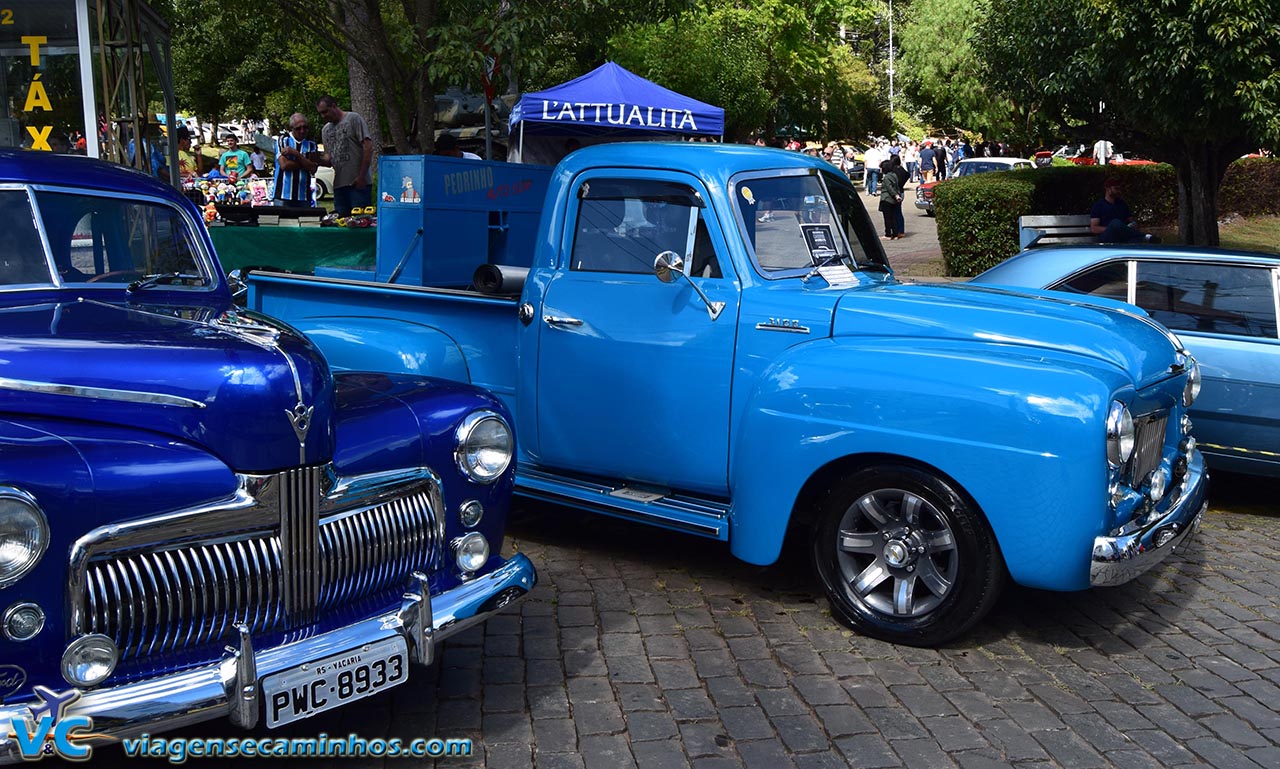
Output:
[0, 554, 535, 762]
[1090, 452, 1208, 587]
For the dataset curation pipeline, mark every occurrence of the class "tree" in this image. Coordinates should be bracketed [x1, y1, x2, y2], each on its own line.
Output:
[610, 0, 887, 141]
[896, 0, 1018, 140]
[975, 0, 1280, 245]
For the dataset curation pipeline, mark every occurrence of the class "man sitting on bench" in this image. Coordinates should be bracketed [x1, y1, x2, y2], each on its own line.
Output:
[1090, 176, 1160, 244]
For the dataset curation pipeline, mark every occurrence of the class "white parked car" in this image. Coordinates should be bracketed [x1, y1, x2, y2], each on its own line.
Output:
[313, 165, 334, 201]
[915, 157, 1035, 214]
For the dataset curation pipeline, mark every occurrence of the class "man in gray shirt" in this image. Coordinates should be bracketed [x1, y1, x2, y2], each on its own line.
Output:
[316, 95, 374, 215]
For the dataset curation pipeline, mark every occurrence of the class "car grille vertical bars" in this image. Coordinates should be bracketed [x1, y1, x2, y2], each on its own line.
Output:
[79, 472, 441, 660]
[1129, 413, 1169, 484]
[280, 465, 322, 625]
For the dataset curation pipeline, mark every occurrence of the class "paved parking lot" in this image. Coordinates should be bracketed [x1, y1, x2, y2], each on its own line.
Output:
[96, 474, 1280, 768]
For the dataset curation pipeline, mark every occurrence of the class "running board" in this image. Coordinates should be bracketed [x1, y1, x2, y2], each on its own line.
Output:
[516, 466, 730, 540]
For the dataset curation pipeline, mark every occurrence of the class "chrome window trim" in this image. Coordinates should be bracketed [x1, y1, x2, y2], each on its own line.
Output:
[1271, 267, 1280, 340]
[16, 182, 219, 291]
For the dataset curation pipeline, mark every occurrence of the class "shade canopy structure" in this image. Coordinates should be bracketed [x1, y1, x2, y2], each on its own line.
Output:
[509, 62, 724, 164]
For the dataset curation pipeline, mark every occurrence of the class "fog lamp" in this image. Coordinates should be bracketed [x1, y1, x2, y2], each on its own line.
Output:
[459, 500, 484, 528]
[62, 634, 118, 687]
[454, 533, 490, 574]
[3, 602, 44, 641]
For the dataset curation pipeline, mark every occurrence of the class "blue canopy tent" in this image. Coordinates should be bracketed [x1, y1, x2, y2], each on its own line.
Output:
[509, 62, 725, 164]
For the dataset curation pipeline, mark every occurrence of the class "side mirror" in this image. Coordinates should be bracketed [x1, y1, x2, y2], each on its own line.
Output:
[653, 250, 685, 283]
[227, 269, 248, 301]
[652, 250, 725, 321]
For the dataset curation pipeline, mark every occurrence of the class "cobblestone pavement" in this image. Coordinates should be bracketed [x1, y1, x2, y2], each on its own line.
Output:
[95, 474, 1280, 768]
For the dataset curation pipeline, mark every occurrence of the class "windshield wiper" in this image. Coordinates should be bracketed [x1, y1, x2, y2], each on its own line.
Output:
[126, 272, 208, 293]
[802, 252, 851, 282]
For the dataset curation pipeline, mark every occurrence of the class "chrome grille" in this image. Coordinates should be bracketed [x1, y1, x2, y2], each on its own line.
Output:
[81, 483, 439, 658]
[1128, 412, 1169, 484]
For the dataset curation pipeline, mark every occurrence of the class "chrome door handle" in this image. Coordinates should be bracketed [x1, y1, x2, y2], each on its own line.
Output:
[543, 315, 583, 328]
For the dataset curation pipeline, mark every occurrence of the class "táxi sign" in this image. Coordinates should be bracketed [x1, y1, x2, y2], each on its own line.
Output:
[536, 101, 700, 131]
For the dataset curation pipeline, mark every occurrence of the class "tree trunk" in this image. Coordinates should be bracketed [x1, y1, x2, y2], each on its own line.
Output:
[413, 0, 439, 153]
[1174, 140, 1235, 247]
[348, 54, 382, 157]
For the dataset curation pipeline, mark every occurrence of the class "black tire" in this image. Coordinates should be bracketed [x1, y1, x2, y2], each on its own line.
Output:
[811, 465, 1004, 647]
[315, 178, 330, 201]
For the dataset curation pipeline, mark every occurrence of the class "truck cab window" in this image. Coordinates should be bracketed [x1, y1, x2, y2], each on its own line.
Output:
[571, 178, 719, 277]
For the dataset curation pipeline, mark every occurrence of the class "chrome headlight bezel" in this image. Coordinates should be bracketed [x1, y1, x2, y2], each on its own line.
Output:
[1106, 401, 1135, 467]
[1183, 357, 1202, 407]
[0, 487, 49, 589]
[454, 410, 514, 484]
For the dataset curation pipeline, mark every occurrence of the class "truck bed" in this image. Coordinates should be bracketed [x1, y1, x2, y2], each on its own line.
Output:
[248, 272, 521, 409]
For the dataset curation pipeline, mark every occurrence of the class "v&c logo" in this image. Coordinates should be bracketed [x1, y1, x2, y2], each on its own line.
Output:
[8, 686, 104, 761]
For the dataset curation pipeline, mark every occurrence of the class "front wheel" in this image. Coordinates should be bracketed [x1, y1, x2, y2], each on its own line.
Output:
[811, 465, 1004, 647]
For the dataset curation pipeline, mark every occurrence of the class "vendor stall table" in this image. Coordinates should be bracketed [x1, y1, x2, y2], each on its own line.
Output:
[207, 226, 377, 274]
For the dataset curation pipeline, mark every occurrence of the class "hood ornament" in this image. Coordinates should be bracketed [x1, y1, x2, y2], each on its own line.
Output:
[287, 401, 314, 448]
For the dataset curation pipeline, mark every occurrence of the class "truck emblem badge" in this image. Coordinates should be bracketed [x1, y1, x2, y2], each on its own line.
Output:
[756, 318, 810, 334]
[287, 401, 314, 445]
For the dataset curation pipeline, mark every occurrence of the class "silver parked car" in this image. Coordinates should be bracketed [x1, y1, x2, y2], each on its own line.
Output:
[973, 246, 1280, 477]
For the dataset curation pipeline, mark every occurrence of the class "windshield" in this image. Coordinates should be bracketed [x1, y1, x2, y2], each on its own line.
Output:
[31, 190, 211, 288]
[958, 162, 1022, 176]
[734, 171, 886, 275]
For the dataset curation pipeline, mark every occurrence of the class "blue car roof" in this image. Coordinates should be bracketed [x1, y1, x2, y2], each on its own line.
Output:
[557, 142, 838, 180]
[0, 148, 186, 205]
[976, 244, 1280, 286]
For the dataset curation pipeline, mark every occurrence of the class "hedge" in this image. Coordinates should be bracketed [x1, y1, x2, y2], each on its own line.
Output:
[1219, 157, 1280, 217]
[935, 164, 1177, 277]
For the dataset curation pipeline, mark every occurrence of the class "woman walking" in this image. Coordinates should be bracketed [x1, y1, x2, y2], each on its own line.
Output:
[878, 157, 904, 239]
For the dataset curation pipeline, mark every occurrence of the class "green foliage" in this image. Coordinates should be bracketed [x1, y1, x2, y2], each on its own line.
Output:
[1219, 157, 1280, 217]
[897, 0, 1018, 139]
[609, 0, 888, 141]
[936, 165, 1177, 276]
[172, 0, 347, 126]
[935, 173, 1035, 277]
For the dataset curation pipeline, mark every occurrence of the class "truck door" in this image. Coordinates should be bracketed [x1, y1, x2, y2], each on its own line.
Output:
[533, 172, 739, 497]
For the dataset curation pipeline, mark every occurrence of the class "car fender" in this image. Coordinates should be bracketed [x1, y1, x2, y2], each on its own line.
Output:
[727, 336, 1127, 591]
[283, 316, 471, 383]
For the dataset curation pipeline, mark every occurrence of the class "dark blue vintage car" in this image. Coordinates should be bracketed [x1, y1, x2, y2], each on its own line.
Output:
[0, 149, 535, 758]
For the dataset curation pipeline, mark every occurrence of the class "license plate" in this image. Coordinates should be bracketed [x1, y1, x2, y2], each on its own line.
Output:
[263, 637, 408, 727]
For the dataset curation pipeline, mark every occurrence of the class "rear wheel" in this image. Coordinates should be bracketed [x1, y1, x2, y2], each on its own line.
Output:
[315, 178, 330, 201]
[811, 465, 1004, 647]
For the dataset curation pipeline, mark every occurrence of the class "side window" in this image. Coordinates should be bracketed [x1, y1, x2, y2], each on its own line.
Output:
[1135, 261, 1278, 338]
[35, 192, 206, 285]
[1056, 261, 1128, 300]
[570, 179, 720, 277]
[0, 190, 53, 285]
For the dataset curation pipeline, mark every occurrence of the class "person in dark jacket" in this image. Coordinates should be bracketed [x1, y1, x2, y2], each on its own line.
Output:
[878, 157, 904, 239]
[888, 151, 909, 236]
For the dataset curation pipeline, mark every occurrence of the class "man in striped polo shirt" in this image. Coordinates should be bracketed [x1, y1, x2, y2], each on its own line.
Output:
[273, 113, 319, 206]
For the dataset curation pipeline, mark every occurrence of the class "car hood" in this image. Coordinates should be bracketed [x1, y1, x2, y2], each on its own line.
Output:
[832, 282, 1184, 388]
[0, 300, 334, 473]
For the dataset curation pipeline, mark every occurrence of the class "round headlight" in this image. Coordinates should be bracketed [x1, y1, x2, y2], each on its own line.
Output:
[1183, 358, 1202, 407]
[0, 487, 48, 588]
[62, 634, 118, 687]
[1106, 401, 1135, 467]
[1148, 466, 1169, 502]
[459, 499, 484, 528]
[3, 602, 45, 641]
[455, 411, 513, 484]
[454, 533, 490, 574]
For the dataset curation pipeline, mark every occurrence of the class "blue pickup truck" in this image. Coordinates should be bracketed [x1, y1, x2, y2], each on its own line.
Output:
[251, 143, 1208, 647]
[0, 149, 534, 760]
